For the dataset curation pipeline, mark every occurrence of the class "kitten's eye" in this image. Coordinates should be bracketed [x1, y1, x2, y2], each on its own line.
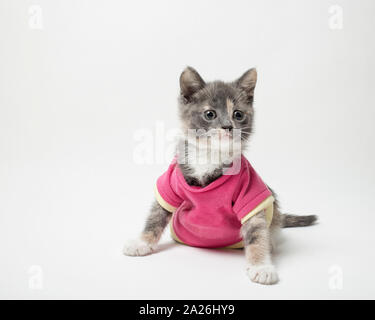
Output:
[204, 110, 217, 120]
[233, 110, 244, 121]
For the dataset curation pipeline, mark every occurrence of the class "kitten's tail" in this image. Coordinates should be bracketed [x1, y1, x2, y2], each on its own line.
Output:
[281, 214, 318, 228]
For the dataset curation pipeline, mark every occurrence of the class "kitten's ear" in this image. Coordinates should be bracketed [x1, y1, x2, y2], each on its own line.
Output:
[235, 68, 257, 101]
[180, 66, 205, 102]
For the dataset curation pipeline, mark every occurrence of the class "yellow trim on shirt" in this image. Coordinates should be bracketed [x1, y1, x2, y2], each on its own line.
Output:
[154, 185, 177, 213]
[240, 196, 275, 227]
[170, 221, 245, 249]
[222, 241, 244, 249]
[169, 221, 184, 244]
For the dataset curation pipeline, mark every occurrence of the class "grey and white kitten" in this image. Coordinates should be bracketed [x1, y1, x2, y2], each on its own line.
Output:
[123, 67, 317, 285]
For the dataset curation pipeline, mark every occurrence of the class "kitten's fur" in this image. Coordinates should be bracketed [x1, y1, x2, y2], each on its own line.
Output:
[123, 67, 317, 285]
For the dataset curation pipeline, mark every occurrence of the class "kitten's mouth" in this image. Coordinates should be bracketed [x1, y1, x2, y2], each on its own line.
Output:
[187, 128, 244, 146]
[219, 132, 233, 141]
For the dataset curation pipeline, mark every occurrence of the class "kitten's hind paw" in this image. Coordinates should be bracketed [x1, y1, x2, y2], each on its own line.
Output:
[246, 264, 279, 285]
[123, 238, 156, 256]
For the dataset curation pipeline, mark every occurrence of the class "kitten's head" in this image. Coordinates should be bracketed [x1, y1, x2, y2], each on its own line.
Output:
[178, 66, 257, 151]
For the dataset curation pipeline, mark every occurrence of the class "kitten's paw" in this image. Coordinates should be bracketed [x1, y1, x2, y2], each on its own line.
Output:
[246, 264, 279, 285]
[123, 238, 156, 256]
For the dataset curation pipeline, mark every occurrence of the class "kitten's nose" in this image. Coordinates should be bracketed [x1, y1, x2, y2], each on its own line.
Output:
[222, 125, 233, 131]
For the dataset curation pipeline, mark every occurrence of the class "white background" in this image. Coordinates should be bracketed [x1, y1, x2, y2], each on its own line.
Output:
[1, 0, 374, 299]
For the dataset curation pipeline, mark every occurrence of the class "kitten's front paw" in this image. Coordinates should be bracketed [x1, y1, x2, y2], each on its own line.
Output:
[123, 239, 156, 256]
[246, 264, 279, 285]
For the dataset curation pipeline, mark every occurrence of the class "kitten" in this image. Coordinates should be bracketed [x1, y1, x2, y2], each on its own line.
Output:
[123, 67, 317, 285]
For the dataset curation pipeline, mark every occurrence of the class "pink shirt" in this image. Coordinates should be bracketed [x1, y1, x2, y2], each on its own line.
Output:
[155, 156, 274, 249]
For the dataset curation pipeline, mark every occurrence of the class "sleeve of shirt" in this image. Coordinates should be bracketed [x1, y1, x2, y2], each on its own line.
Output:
[155, 160, 183, 212]
[232, 162, 274, 227]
